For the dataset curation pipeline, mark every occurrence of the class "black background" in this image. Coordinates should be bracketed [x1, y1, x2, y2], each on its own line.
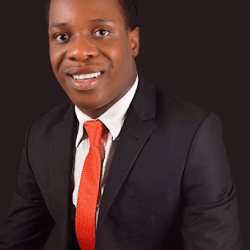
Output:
[0, 1, 248, 249]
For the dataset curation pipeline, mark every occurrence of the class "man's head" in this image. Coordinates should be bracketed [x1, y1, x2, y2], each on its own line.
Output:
[47, 0, 140, 119]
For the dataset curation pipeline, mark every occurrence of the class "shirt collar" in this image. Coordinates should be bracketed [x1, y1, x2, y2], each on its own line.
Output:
[75, 75, 139, 147]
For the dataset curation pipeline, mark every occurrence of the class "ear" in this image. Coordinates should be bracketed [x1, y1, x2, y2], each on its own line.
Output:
[129, 27, 140, 58]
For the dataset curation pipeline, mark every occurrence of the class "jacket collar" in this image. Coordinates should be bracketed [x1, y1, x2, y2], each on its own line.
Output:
[131, 75, 156, 121]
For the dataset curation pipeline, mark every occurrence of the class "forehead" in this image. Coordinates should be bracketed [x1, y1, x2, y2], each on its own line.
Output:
[49, 0, 124, 25]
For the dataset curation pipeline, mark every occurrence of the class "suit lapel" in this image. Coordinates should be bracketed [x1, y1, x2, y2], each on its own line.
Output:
[97, 77, 156, 235]
[51, 104, 77, 227]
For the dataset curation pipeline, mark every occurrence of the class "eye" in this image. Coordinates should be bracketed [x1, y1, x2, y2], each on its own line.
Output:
[54, 33, 70, 43]
[94, 29, 110, 37]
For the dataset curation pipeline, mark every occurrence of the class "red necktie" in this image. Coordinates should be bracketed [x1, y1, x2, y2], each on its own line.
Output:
[75, 120, 104, 250]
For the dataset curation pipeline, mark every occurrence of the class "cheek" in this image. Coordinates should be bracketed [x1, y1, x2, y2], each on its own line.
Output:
[106, 47, 120, 66]
[106, 37, 131, 61]
[107, 45, 131, 71]
[49, 47, 63, 71]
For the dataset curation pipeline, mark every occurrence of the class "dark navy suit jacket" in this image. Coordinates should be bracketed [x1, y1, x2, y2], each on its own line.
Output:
[0, 76, 242, 249]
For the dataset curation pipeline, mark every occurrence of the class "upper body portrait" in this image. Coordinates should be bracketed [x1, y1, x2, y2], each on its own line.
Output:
[0, 0, 242, 249]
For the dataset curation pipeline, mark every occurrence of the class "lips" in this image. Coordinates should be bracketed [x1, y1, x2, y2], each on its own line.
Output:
[66, 67, 104, 90]
[66, 67, 104, 77]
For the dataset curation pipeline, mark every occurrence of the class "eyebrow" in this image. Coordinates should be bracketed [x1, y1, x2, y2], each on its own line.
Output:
[49, 22, 67, 28]
[49, 18, 114, 29]
[90, 18, 114, 24]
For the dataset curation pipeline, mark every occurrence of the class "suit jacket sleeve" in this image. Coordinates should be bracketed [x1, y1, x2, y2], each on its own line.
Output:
[182, 112, 242, 249]
[0, 113, 55, 250]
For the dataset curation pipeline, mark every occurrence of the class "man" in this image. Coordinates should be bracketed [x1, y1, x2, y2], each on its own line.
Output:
[0, 0, 242, 249]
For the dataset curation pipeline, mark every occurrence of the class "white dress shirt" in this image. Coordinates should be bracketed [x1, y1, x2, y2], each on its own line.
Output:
[73, 75, 139, 209]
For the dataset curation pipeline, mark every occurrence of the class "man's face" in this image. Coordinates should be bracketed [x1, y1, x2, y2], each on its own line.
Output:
[48, 0, 139, 118]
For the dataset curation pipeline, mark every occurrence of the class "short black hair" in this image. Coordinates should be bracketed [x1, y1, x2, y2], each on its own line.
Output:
[45, 0, 139, 30]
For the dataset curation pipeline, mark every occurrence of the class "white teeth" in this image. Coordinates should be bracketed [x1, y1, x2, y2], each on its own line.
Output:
[73, 72, 101, 80]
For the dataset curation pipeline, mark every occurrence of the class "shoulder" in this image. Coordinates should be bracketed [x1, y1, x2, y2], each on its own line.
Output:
[26, 101, 75, 141]
[135, 76, 222, 134]
[139, 77, 216, 130]
[137, 78, 224, 143]
[32, 101, 73, 127]
[153, 85, 223, 144]
[157, 87, 210, 120]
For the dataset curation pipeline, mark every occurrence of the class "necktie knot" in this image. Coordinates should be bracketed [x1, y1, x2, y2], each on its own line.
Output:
[84, 120, 104, 147]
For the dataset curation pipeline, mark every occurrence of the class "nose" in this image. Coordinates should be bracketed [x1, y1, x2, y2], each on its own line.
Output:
[67, 35, 99, 62]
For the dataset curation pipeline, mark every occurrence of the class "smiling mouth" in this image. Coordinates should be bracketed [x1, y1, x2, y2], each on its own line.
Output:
[68, 71, 104, 90]
[71, 71, 102, 80]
